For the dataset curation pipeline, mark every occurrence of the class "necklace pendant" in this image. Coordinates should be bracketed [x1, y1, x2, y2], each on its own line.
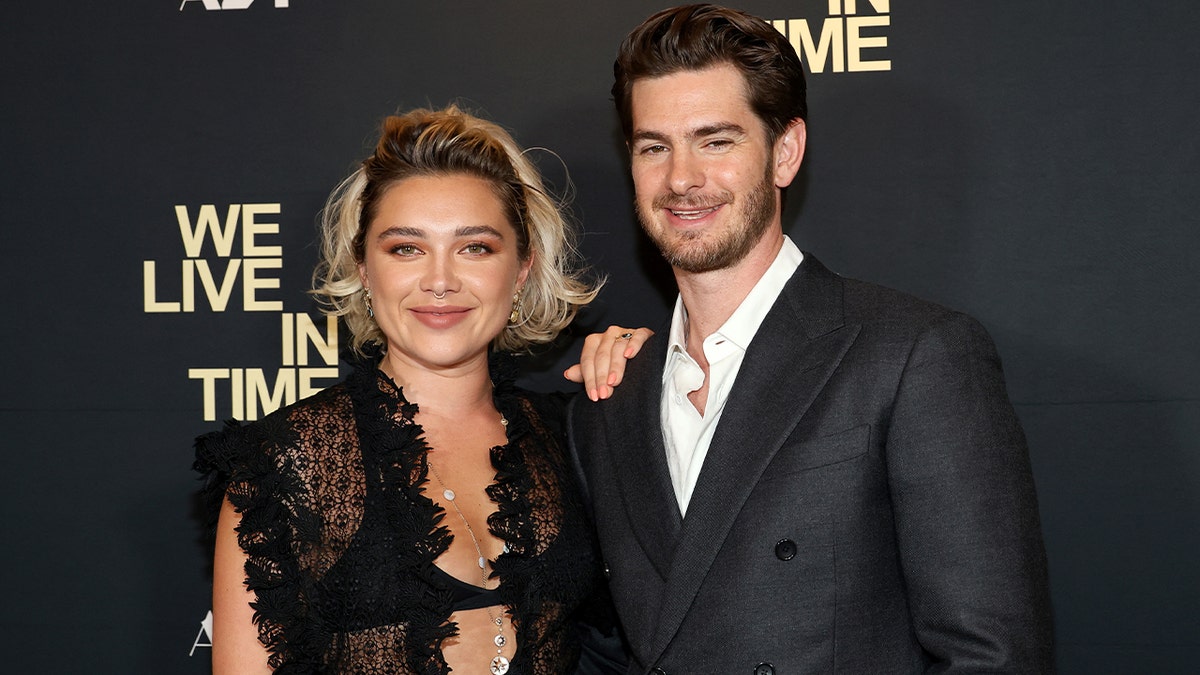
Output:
[478, 556, 486, 569]
[490, 655, 510, 675]
[442, 488, 455, 501]
[493, 633, 506, 648]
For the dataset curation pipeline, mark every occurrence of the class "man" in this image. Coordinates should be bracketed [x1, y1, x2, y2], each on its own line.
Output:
[568, 4, 1054, 673]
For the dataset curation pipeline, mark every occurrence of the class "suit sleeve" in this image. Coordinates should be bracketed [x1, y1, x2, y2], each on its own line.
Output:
[886, 313, 1054, 672]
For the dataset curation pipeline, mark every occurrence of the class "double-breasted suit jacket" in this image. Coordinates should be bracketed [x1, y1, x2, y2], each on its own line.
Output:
[568, 255, 1053, 674]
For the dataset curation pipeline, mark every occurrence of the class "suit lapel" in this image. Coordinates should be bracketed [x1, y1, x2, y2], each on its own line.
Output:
[602, 331, 682, 580]
[648, 255, 861, 660]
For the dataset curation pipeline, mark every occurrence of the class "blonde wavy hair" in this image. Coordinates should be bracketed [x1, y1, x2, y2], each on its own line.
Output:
[312, 105, 602, 356]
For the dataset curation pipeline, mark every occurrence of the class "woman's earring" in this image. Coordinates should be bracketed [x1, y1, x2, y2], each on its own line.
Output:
[508, 290, 522, 325]
[365, 288, 374, 319]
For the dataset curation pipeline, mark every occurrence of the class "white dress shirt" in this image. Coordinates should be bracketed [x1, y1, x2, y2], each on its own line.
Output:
[661, 237, 803, 514]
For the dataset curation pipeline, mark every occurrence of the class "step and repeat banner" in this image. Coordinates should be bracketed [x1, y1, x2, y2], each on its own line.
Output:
[2, 1, 1197, 672]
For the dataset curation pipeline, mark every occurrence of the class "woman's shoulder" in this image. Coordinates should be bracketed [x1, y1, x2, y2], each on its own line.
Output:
[193, 380, 354, 475]
[206, 378, 352, 434]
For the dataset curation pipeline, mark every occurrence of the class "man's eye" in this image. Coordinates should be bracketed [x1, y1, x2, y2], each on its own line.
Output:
[639, 144, 667, 155]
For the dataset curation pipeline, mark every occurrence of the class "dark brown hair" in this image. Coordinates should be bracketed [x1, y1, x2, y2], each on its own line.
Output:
[612, 4, 807, 143]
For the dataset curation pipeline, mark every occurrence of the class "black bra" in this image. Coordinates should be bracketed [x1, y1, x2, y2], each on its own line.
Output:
[430, 564, 503, 611]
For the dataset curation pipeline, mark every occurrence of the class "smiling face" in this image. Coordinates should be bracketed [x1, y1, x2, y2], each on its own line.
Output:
[357, 173, 531, 373]
[629, 63, 802, 274]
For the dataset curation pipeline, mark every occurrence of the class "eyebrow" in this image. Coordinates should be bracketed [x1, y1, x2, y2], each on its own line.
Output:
[631, 130, 670, 145]
[375, 224, 508, 240]
[631, 122, 748, 145]
[693, 122, 747, 138]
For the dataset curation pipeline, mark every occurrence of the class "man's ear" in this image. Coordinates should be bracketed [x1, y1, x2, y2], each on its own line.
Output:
[772, 119, 806, 189]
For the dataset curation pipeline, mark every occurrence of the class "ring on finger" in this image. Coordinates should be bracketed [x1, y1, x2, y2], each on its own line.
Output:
[618, 332, 634, 340]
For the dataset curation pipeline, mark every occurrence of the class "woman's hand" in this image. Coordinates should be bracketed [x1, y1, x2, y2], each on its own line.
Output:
[563, 326, 654, 401]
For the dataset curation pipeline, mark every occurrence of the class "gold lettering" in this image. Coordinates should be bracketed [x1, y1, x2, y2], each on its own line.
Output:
[182, 259, 196, 312]
[299, 368, 340, 400]
[833, 0, 890, 14]
[143, 260, 181, 312]
[194, 259, 242, 312]
[189, 368, 229, 421]
[780, 17, 844, 74]
[245, 368, 295, 420]
[242, 258, 283, 311]
[281, 313, 295, 366]
[848, 16, 891, 71]
[176, 204, 240, 258]
[295, 313, 339, 366]
[231, 368, 244, 420]
[241, 203, 283, 257]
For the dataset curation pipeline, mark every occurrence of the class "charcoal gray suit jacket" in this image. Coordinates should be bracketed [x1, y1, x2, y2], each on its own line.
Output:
[568, 255, 1054, 674]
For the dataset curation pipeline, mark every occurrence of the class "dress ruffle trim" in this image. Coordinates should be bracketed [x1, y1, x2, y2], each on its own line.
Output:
[352, 350, 457, 675]
[194, 408, 326, 672]
[195, 348, 559, 674]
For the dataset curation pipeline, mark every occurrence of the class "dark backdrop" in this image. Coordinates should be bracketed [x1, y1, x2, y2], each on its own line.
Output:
[2, 1, 1197, 672]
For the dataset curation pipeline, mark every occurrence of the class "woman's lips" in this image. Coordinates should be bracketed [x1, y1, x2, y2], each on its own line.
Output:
[409, 306, 472, 328]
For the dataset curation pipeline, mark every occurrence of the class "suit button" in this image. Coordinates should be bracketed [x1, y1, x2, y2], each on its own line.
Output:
[603, 563, 611, 579]
[774, 538, 797, 561]
[754, 663, 775, 675]
[651, 668, 668, 675]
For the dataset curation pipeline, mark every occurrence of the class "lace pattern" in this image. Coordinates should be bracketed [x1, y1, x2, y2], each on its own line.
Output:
[195, 352, 599, 674]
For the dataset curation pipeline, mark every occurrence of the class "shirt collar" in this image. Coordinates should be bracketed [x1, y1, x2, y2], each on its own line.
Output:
[665, 236, 804, 361]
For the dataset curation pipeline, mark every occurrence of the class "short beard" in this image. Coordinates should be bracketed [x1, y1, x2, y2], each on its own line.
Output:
[636, 162, 776, 274]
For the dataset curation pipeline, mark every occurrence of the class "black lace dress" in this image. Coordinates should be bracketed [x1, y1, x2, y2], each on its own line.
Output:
[194, 353, 606, 674]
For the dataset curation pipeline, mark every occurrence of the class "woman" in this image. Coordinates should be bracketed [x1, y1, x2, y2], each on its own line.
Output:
[196, 106, 645, 674]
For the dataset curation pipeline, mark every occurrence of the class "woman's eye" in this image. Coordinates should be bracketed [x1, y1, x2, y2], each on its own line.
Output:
[392, 244, 419, 256]
[463, 243, 493, 255]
